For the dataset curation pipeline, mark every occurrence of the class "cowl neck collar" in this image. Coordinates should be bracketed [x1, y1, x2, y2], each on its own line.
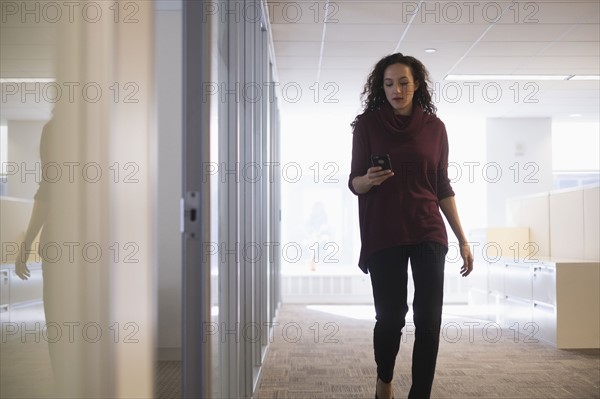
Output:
[376, 101, 427, 140]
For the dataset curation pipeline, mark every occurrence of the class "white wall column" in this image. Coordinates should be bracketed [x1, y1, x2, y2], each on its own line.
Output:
[155, 1, 183, 362]
[52, 1, 156, 396]
[486, 118, 553, 226]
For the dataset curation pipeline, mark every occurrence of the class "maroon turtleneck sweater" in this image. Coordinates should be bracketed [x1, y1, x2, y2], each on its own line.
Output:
[348, 102, 455, 273]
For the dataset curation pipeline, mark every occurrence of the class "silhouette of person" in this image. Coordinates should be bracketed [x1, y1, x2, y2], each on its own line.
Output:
[15, 103, 84, 397]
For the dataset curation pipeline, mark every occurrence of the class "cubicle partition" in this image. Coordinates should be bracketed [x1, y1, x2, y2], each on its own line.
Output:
[469, 185, 600, 349]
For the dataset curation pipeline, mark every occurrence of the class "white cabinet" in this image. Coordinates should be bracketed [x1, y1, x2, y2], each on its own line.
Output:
[487, 262, 504, 293]
[550, 190, 584, 258]
[504, 262, 531, 299]
[487, 261, 533, 330]
[532, 264, 555, 305]
[532, 301, 556, 344]
[506, 185, 599, 261]
[466, 260, 489, 318]
[502, 262, 533, 329]
[583, 186, 600, 260]
[505, 296, 532, 328]
[470, 258, 600, 349]
[0, 198, 45, 322]
[0, 263, 44, 323]
[555, 262, 600, 348]
[0, 269, 9, 323]
[8, 264, 43, 305]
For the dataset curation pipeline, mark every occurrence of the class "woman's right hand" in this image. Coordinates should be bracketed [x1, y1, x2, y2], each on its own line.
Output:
[352, 167, 394, 194]
[365, 166, 394, 186]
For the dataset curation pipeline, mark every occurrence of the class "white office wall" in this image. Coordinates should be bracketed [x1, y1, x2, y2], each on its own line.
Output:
[6, 120, 45, 199]
[487, 118, 553, 226]
[442, 115, 488, 234]
[552, 122, 600, 171]
[584, 186, 600, 260]
[155, 4, 183, 361]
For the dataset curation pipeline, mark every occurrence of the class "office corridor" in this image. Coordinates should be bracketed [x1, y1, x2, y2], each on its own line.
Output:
[155, 304, 600, 399]
[2, 1, 599, 397]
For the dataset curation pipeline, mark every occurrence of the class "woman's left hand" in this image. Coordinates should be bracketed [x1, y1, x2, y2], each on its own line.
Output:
[459, 243, 473, 277]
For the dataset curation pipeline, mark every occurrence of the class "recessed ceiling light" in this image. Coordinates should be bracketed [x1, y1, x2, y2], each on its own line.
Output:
[569, 113, 583, 117]
[424, 48, 437, 53]
[568, 75, 600, 81]
[445, 74, 571, 81]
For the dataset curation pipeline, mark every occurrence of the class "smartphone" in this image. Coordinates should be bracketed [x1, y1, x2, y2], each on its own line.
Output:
[371, 154, 392, 171]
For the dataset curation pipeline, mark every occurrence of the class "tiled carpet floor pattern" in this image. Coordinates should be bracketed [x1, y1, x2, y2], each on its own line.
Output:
[2, 304, 598, 398]
[252, 305, 600, 399]
[156, 304, 599, 398]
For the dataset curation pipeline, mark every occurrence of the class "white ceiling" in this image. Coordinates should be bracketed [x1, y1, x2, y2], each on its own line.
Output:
[0, 1, 598, 125]
[267, 0, 600, 123]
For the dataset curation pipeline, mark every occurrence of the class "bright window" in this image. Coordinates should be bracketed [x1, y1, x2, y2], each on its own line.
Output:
[552, 122, 600, 189]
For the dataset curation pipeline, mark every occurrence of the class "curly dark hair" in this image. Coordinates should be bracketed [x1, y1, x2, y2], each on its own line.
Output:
[355, 53, 436, 123]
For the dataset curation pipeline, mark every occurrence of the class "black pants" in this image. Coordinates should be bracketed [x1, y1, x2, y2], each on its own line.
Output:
[367, 242, 447, 399]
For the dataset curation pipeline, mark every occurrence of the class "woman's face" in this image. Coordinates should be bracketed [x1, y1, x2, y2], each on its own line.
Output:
[383, 63, 419, 116]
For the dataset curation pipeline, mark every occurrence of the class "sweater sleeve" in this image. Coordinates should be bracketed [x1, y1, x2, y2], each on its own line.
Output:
[437, 125, 455, 200]
[348, 119, 369, 196]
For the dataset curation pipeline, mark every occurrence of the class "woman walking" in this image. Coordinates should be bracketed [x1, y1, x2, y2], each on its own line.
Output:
[348, 53, 473, 399]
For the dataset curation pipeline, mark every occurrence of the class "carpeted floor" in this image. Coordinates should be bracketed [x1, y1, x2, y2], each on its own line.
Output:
[156, 361, 182, 399]
[157, 304, 600, 399]
[254, 304, 600, 398]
